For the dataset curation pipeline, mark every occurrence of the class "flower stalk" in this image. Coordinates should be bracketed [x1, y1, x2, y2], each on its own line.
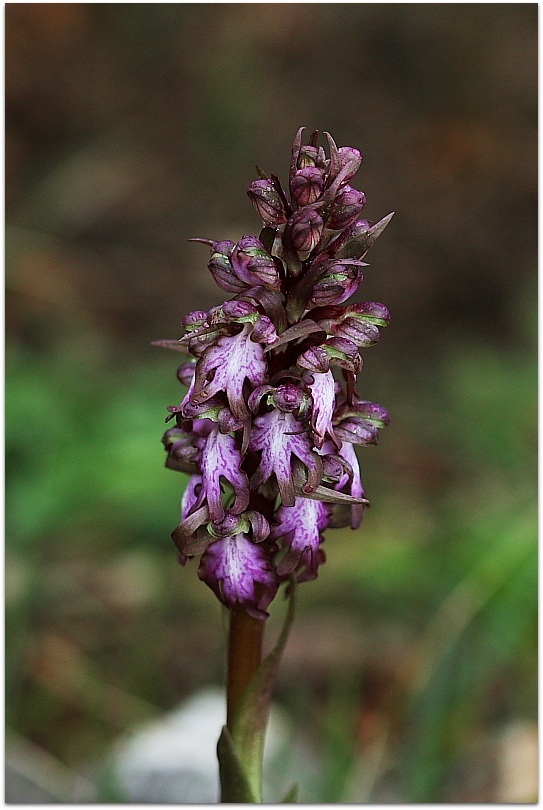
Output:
[156, 128, 392, 802]
[226, 606, 264, 731]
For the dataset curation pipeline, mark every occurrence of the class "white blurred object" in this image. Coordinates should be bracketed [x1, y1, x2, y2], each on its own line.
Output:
[496, 720, 538, 803]
[112, 688, 318, 803]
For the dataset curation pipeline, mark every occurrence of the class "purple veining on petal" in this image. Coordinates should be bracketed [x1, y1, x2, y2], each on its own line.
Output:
[198, 533, 279, 619]
[271, 496, 329, 577]
[337, 440, 366, 529]
[200, 425, 250, 522]
[249, 409, 322, 506]
[305, 368, 337, 449]
[181, 474, 203, 520]
[191, 324, 268, 420]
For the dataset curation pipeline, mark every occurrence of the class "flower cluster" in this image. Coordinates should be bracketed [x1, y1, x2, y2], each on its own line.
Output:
[157, 129, 391, 620]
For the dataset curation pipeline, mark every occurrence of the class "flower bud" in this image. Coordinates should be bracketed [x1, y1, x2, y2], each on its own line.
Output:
[309, 261, 364, 307]
[332, 317, 381, 346]
[327, 185, 366, 230]
[320, 453, 353, 485]
[182, 311, 208, 332]
[208, 299, 257, 325]
[162, 427, 201, 472]
[289, 209, 324, 257]
[335, 399, 391, 427]
[206, 241, 249, 294]
[327, 301, 390, 346]
[290, 167, 324, 206]
[250, 314, 278, 345]
[325, 133, 362, 186]
[333, 417, 380, 445]
[346, 301, 391, 326]
[324, 337, 362, 373]
[231, 236, 281, 289]
[247, 179, 287, 226]
[177, 361, 197, 386]
[209, 512, 248, 538]
[272, 383, 310, 416]
[296, 345, 330, 373]
[336, 146, 362, 182]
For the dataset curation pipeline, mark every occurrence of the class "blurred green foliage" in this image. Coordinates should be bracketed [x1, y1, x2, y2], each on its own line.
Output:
[6, 3, 536, 803]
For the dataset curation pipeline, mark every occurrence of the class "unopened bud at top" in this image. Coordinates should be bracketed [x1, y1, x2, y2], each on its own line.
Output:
[290, 167, 324, 206]
[325, 133, 362, 186]
[232, 236, 281, 289]
[327, 185, 366, 230]
[336, 146, 362, 182]
[289, 208, 324, 257]
[247, 179, 287, 227]
[297, 144, 327, 170]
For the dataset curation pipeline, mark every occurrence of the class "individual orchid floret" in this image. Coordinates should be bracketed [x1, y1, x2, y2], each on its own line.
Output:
[231, 236, 281, 290]
[196, 237, 281, 293]
[248, 382, 312, 422]
[249, 408, 323, 507]
[205, 241, 247, 294]
[190, 324, 271, 422]
[287, 208, 324, 259]
[271, 496, 329, 579]
[198, 421, 250, 522]
[162, 426, 201, 473]
[333, 400, 391, 446]
[198, 512, 279, 620]
[308, 259, 367, 307]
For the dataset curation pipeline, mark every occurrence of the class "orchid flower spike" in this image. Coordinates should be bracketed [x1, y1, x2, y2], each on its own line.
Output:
[155, 128, 392, 619]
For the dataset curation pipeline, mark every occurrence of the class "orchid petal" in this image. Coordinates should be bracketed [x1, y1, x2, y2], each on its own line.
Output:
[192, 325, 268, 421]
[200, 425, 250, 522]
[249, 410, 322, 507]
[271, 496, 329, 578]
[305, 369, 337, 449]
[198, 533, 279, 619]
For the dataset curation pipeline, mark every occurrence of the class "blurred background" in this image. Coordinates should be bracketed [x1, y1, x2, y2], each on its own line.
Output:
[6, 3, 537, 803]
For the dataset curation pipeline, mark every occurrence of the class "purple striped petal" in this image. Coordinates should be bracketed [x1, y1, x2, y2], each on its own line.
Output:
[200, 425, 250, 522]
[198, 533, 279, 619]
[305, 369, 337, 449]
[249, 410, 322, 506]
[181, 474, 203, 520]
[271, 496, 329, 577]
[338, 441, 366, 529]
[191, 325, 268, 421]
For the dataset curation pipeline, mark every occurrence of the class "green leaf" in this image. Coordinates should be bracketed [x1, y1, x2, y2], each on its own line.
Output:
[217, 725, 259, 803]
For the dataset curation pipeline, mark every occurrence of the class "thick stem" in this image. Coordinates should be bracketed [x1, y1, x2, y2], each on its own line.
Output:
[226, 605, 265, 730]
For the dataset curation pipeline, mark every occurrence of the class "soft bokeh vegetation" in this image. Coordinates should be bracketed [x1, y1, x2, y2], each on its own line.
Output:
[6, 4, 536, 802]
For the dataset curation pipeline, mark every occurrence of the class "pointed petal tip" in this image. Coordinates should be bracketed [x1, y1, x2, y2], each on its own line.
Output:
[189, 238, 214, 247]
